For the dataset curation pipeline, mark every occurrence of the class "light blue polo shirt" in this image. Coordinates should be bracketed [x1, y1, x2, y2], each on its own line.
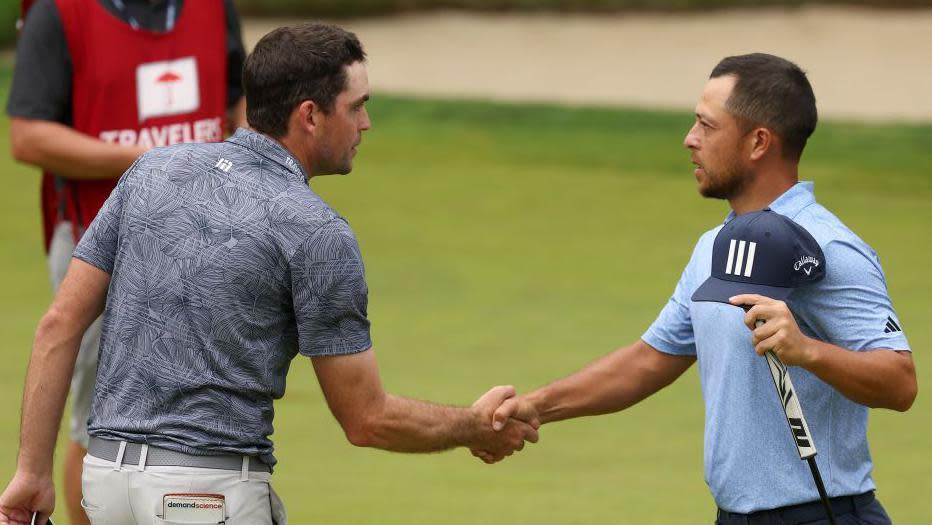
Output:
[642, 182, 910, 513]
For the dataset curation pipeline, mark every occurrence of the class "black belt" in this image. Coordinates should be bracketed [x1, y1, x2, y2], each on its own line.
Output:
[88, 436, 271, 473]
[717, 491, 875, 525]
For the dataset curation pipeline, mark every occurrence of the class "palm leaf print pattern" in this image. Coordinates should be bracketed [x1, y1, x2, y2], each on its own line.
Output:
[74, 129, 372, 463]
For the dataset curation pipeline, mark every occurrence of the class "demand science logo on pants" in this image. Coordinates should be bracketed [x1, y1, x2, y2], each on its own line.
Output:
[136, 56, 200, 122]
[162, 493, 225, 523]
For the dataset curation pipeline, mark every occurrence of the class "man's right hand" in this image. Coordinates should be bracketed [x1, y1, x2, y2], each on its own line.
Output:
[0, 471, 55, 525]
[469, 386, 539, 464]
[491, 394, 540, 432]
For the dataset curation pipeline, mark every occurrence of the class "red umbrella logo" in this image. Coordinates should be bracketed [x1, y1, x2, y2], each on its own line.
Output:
[156, 70, 182, 108]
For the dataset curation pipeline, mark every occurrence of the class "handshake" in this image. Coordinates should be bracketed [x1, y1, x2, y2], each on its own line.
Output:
[467, 386, 539, 464]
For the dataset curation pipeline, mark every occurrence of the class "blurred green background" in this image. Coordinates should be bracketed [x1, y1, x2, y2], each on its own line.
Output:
[0, 3, 18, 47]
[1, 49, 929, 522]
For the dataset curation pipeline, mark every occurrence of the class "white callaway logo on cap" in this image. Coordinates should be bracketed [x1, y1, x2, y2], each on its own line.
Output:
[794, 255, 820, 275]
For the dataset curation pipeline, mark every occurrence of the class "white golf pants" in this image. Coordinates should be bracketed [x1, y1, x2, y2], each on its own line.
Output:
[82, 453, 287, 524]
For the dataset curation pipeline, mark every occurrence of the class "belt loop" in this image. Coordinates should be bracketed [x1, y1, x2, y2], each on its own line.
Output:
[138, 444, 149, 471]
[240, 456, 249, 482]
[113, 441, 127, 472]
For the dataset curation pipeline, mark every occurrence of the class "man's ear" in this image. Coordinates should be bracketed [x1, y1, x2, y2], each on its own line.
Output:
[293, 100, 320, 134]
[748, 127, 774, 161]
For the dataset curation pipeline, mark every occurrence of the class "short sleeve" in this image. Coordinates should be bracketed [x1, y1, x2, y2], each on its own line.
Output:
[72, 162, 137, 274]
[793, 240, 910, 352]
[6, 0, 73, 122]
[289, 219, 372, 356]
[642, 238, 705, 356]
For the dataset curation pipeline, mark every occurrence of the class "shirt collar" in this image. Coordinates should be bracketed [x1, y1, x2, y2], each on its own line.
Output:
[723, 181, 816, 224]
[227, 128, 308, 182]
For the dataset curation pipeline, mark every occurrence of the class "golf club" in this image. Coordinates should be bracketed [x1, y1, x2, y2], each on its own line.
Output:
[752, 316, 837, 525]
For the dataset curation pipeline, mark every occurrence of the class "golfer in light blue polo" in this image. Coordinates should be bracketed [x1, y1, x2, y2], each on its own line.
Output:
[488, 53, 916, 524]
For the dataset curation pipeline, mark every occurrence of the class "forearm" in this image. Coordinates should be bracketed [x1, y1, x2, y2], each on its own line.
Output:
[527, 340, 695, 425]
[803, 339, 916, 411]
[526, 353, 637, 425]
[11, 118, 145, 180]
[349, 394, 484, 453]
[314, 351, 530, 454]
[18, 260, 110, 475]
[17, 310, 83, 475]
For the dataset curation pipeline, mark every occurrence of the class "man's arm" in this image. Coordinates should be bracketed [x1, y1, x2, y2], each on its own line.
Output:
[312, 349, 538, 462]
[491, 340, 695, 429]
[732, 294, 917, 411]
[0, 259, 111, 524]
[7, 0, 146, 181]
[10, 117, 145, 180]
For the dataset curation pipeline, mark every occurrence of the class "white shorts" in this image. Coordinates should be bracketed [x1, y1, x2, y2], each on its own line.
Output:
[49, 221, 102, 448]
[82, 453, 287, 525]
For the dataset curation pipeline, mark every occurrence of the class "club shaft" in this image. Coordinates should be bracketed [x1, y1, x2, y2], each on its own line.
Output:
[753, 317, 837, 524]
[807, 457, 838, 525]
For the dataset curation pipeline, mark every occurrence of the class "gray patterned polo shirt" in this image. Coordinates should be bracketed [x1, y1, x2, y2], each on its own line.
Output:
[73, 128, 372, 465]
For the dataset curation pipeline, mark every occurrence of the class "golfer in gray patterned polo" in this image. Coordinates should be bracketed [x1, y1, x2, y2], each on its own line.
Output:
[0, 23, 538, 525]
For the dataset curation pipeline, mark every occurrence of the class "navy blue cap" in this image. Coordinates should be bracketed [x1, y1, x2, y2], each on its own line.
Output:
[691, 209, 825, 304]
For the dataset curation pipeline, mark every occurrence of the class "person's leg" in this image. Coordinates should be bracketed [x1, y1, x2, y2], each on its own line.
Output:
[81, 454, 134, 525]
[65, 441, 90, 525]
[269, 485, 287, 524]
[64, 313, 101, 525]
[849, 496, 892, 525]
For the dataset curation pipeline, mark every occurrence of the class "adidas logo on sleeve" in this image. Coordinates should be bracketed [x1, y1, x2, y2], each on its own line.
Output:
[883, 317, 902, 334]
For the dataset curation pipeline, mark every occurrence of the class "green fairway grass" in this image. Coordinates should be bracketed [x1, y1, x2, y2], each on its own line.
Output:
[1, 64, 928, 523]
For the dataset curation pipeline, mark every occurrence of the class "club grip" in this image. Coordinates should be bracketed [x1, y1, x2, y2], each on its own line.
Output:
[755, 319, 818, 459]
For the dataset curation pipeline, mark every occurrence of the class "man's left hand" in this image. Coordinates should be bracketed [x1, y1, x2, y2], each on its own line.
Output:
[729, 294, 815, 367]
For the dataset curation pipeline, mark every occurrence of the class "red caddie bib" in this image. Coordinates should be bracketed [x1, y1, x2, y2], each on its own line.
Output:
[42, 0, 228, 250]
[21, 1, 37, 17]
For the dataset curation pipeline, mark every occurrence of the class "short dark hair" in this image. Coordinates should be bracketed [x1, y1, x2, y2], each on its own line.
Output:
[711, 53, 817, 161]
[244, 23, 366, 137]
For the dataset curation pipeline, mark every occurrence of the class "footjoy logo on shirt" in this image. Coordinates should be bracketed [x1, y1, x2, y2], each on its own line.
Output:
[793, 255, 820, 276]
[136, 56, 200, 121]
